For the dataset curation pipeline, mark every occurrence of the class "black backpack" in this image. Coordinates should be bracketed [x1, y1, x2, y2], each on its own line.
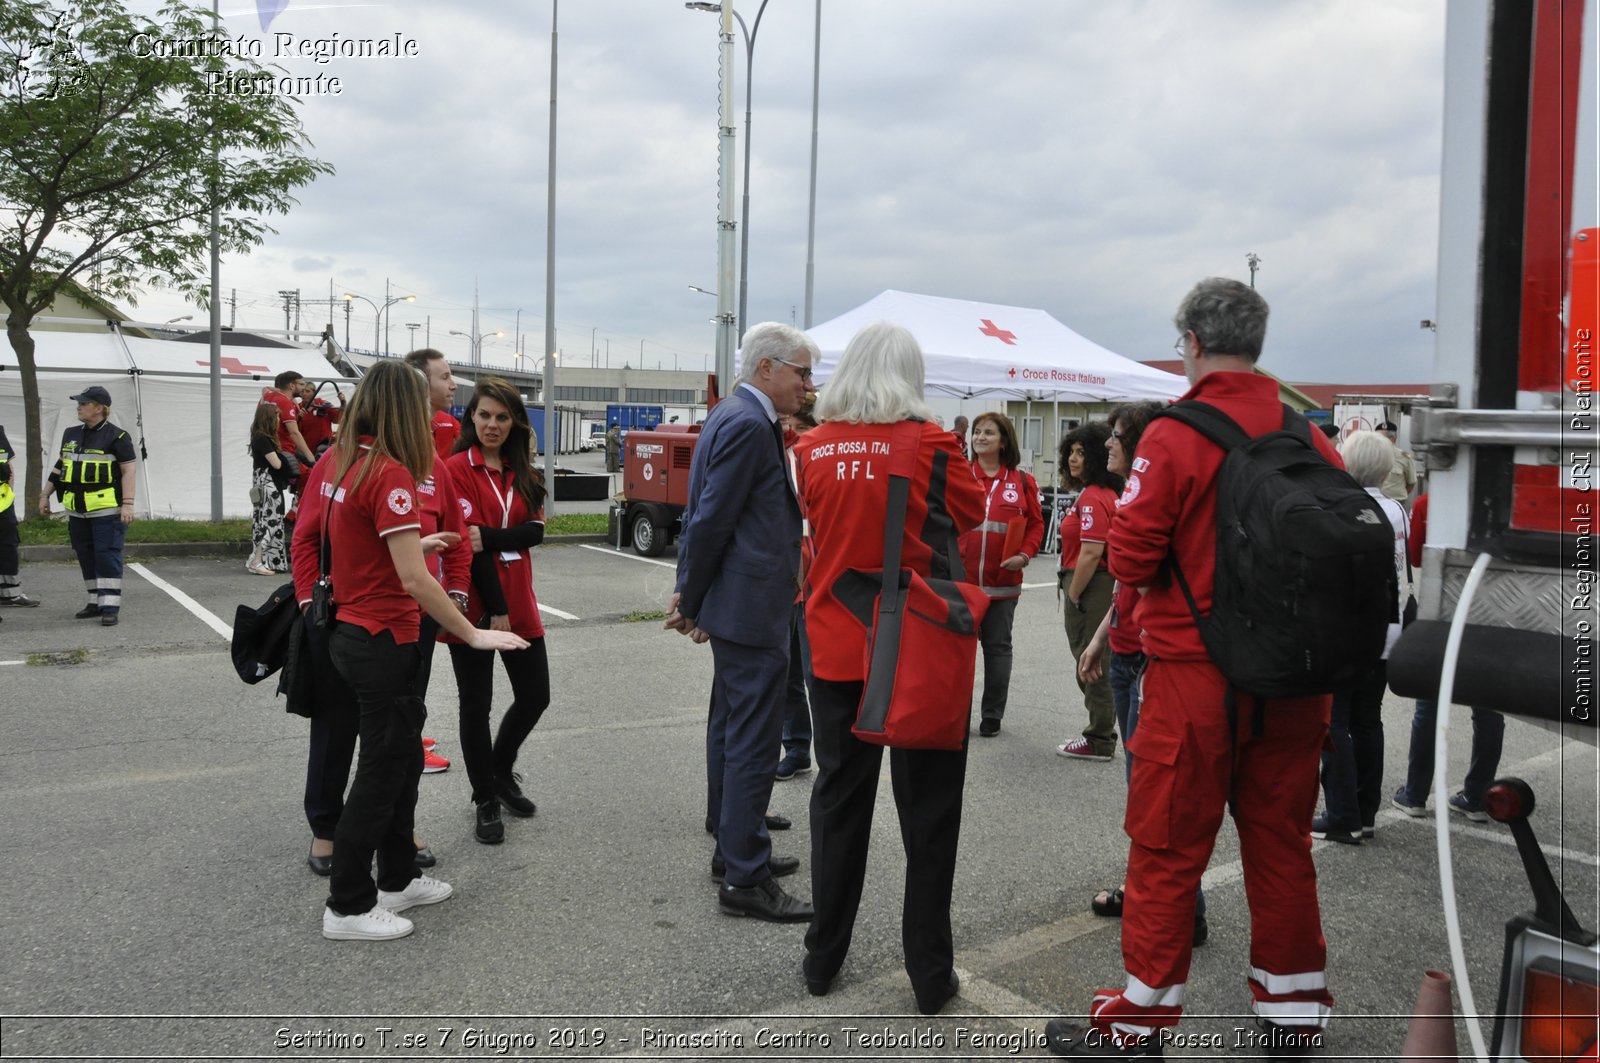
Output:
[1157, 400, 1398, 699]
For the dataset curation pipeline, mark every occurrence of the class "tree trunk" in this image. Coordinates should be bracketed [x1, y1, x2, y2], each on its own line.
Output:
[5, 314, 47, 521]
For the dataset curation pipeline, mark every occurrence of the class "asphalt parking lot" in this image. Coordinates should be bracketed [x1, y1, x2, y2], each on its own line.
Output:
[1, 534, 1595, 1061]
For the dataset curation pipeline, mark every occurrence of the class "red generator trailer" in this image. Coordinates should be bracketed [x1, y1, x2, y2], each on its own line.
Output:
[611, 423, 700, 556]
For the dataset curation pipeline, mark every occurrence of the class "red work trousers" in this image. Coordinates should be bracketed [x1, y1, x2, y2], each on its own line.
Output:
[1095, 659, 1334, 1040]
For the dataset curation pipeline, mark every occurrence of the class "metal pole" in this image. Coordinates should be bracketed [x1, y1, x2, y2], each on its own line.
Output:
[735, 2, 768, 345]
[543, 0, 559, 515]
[803, 0, 820, 328]
[716, 2, 737, 393]
[207, 0, 222, 521]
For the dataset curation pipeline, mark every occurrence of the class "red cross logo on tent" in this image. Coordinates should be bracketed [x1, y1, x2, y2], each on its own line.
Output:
[1007, 367, 1018, 378]
[979, 319, 1017, 345]
[196, 356, 271, 375]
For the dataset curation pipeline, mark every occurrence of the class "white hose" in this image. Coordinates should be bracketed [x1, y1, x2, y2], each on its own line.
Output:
[1433, 549, 1493, 1062]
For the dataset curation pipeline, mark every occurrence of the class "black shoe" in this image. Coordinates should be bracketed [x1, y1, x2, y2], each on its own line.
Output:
[711, 852, 800, 881]
[764, 813, 791, 831]
[802, 953, 838, 997]
[774, 758, 813, 781]
[74, 604, 102, 619]
[306, 848, 333, 876]
[1192, 913, 1209, 948]
[101, 613, 118, 626]
[1310, 816, 1362, 845]
[717, 878, 813, 922]
[475, 799, 504, 844]
[915, 970, 960, 1015]
[413, 845, 436, 869]
[979, 718, 1001, 737]
[495, 773, 536, 817]
[1043, 1019, 1163, 1057]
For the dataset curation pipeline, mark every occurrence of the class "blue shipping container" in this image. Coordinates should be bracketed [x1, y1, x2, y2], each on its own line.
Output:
[605, 404, 664, 432]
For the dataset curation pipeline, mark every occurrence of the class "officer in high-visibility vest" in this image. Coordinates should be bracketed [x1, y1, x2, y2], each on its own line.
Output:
[0, 423, 41, 614]
[41, 386, 138, 627]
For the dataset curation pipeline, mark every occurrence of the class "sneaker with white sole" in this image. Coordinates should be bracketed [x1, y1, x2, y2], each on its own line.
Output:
[422, 748, 451, 773]
[1056, 738, 1114, 761]
[377, 874, 453, 913]
[421, 736, 437, 751]
[1391, 790, 1428, 817]
[1448, 792, 1489, 822]
[322, 905, 414, 941]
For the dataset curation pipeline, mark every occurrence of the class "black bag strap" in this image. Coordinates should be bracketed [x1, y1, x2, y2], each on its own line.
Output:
[875, 421, 925, 619]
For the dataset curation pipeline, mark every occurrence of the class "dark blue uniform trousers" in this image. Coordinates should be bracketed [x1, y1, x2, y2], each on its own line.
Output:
[707, 636, 788, 887]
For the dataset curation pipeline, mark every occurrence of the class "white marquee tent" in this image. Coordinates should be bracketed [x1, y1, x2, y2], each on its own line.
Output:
[805, 290, 1186, 402]
[0, 325, 357, 520]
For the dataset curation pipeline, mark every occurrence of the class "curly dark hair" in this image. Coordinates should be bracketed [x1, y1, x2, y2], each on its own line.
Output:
[1107, 401, 1166, 463]
[1060, 421, 1122, 491]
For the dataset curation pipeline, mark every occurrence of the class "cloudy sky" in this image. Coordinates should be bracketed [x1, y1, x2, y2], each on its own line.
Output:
[119, 0, 1447, 386]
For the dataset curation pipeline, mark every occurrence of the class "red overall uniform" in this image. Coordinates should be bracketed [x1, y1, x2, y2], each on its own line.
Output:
[440, 446, 546, 641]
[1096, 371, 1342, 1041]
[958, 463, 1044, 599]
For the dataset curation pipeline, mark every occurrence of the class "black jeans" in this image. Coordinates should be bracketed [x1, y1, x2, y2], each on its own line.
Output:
[1321, 659, 1388, 832]
[327, 623, 425, 915]
[978, 596, 1019, 721]
[448, 638, 550, 805]
[805, 674, 968, 1001]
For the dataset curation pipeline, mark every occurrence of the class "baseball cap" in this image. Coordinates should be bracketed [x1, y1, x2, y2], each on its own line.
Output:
[70, 386, 113, 406]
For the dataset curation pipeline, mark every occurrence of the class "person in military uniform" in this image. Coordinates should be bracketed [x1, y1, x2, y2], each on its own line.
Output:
[41, 386, 138, 626]
[0, 423, 41, 614]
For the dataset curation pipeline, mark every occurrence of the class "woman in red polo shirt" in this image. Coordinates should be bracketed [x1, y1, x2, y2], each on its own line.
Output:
[1057, 421, 1122, 761]
[307, 360, 526, 943]
[958, 412, 1044, 737]
[442, 377, 551, 846]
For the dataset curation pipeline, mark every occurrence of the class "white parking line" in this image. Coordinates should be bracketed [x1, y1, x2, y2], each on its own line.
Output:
[579, 543, 677, 569]
[538, 603, 580, 621]
[128, 562, 233, 641]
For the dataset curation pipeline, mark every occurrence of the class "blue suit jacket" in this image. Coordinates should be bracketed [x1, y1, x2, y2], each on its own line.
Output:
[675, 386, 801, 649]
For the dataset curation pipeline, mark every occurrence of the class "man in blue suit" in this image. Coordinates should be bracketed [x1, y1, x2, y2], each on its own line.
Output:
[667, 322, 818, 923]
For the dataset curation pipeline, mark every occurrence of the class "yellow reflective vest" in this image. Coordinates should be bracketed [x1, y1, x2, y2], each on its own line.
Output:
[55, 421, 132, 515]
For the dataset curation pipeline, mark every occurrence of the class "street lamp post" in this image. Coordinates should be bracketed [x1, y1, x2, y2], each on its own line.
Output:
[405, 322, 421, 350]
[343, 287, 415, 355]
[449, 328, 504, 363]
[688, 0, 769, 348]
[1246, 252, 1261, 288]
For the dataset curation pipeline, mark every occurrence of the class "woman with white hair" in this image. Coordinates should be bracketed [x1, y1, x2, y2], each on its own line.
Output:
[1314, 429, 1407, 845]
[795, 321, 985, 1014]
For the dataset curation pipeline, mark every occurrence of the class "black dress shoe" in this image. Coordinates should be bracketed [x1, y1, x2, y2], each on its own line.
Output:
[475, 799, 504, 844]
[764, 813, 791, 831]
[413, 845, 436, 869]
[495, 773, 536, 817]
[802, 953, 838, 997]
[100, 613, 118, 627]
[979, 718, 1001, 737]
[711, 852, 800, 881]
[915, 970, 961, 1016]
[717, 878, 813, 922]
[306, 849, 333, 876]
[74, 605, 102, 619]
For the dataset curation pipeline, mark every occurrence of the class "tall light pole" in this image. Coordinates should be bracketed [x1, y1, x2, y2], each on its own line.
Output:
[404, 322, 421, 350]
[688, 0, 768, 348]
[543, 0, 559, 515]
[1246, 252, 1261, 288]
[343, 288, 414, 354]
[803, 0, 820, 328]
[449, 329, 503, 363]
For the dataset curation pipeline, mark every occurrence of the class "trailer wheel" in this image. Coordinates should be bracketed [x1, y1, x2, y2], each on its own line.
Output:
[630, 509, 666, 557]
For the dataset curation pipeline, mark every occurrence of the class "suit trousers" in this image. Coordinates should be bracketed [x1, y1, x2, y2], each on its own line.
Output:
[707, 636, 788, 887]
[327, 623, 425, 915]
[781, 603, 814, 764]
[805, 675, 969, 1000]
[449, 638, 551, 805]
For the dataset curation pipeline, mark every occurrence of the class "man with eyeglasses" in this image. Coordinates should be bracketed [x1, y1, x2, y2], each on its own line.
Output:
[667, 322, 819, 923]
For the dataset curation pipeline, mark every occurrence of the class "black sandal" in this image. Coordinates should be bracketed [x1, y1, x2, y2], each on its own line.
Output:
[1091, 886, 1124, 917]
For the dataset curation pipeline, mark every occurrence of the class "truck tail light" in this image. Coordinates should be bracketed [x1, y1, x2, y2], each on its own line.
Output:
[1520, 964, 1599, 1061]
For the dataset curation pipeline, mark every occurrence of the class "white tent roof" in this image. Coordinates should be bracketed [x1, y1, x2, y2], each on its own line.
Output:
[805, 290, 1186, 402]
[1, 327, 354, 520]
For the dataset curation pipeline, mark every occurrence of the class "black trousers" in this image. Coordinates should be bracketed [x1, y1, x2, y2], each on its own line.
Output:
[306, 617, 436, 840]
[326, 622, 425, 915]
[977, 595, 1019, 721]
[805, 674, 969, 999]
[448, 638, 551, 805]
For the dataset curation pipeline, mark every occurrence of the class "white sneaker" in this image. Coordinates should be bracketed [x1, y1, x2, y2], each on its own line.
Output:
[322, 905, 414, 941]
[377, 874, 453, 913]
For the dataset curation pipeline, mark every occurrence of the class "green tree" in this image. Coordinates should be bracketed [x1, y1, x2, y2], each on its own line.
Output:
[0, 0, 331, 517]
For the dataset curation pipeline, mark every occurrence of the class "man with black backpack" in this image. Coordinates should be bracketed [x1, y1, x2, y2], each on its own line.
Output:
[1044, 279, 1393, 1058]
